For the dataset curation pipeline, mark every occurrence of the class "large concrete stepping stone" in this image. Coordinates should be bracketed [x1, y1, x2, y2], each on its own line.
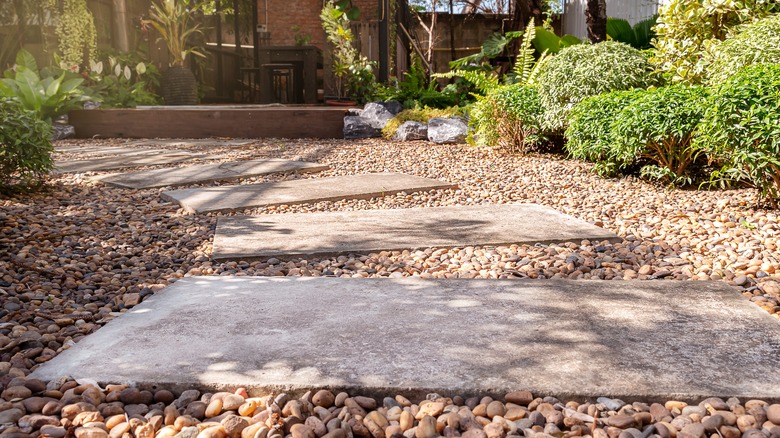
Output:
[55, 152, 207, 173]
[212, 204, 619, 261]
[55, 145, 173, 155]
[92, 159, 329, 189]
[129, 139, 254, 147]
[161, 172, 457, 213]
[30, 277, 780, 399]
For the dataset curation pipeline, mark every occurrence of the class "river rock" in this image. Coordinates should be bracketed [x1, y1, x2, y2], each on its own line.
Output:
[312, 391, 335, 408]
[505, 391, 534, 406]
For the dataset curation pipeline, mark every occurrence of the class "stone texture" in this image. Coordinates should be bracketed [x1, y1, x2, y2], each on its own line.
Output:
[361, 101, 403, 129]
[343, 116, 382, 139]
[30, 277, 780, 400]
[394, 121, 428, 141]
[427, 117, 468, 144]
[161, 173, 457, 214]
[55, 152, 206, 173]
[92, 160, 328, 189]
[212, 204, 619, 261]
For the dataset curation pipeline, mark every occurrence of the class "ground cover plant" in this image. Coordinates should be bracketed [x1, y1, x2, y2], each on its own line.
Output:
[469, 84, 544, 153]
[534, 41, 657, 132]
[696, 63, 780, 206]
[0, 97, 53, 191]
[381, 106, 464, 139]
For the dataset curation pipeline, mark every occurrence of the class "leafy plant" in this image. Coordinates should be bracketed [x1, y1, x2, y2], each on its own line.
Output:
[144, 0, 206, 67]
[85, 52, 162, 108]
[564, 90, 639, 176]
[705, 13, 780, 84]
[51, 0, 98, 70]
[607, 15, 657, 49]
[469, 84, 545, 153]
[381, 106, 465, 139]
[376, 62, 459, 108]
[0, 50, 91, 123]
[449, 30, 522, 70]
[532, 27, 583, 54]
[651, 0, 777, 84]
[320, 0, 374, 101]
[696, 64, 780, 206]
[291, 25, 312, 46]
[0, 97, 53, 192]
[611, 85, 708, 185]
[535, 41, 657, 132]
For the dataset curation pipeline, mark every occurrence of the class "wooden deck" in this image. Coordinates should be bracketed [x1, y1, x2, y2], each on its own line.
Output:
[68, 106, 347, 139]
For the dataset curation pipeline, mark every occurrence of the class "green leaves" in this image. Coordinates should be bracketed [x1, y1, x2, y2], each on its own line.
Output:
[705, 14, 780, 84]
[145, 0, 205, 67]
[470, 84, 545, 153]
[531, 27, 582, 54]
[15, 49, 38, 72]
[606, 16, 657, 49]
[0, 97, 53, 192]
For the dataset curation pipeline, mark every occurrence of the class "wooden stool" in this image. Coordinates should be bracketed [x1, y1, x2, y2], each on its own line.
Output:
[261, 63, 294, 103]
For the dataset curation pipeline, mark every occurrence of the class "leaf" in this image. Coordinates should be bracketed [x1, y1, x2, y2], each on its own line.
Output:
[532, 27, 562, 54]
[60, 77, 84, 93]
[607, 18, 636, 46]
[345, 6, 360, 21]
[45, 74, 64, 97]
[560, 35, 584, 47]
[15, 49, 38, 72]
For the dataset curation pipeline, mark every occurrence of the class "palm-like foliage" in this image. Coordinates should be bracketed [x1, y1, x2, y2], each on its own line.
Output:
[144, 0, 206, 67]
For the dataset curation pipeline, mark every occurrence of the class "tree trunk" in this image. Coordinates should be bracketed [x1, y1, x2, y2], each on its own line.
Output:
[111, 0, 130, 52]
[585, 0, 607, 43]
[510, 0, 543, 32]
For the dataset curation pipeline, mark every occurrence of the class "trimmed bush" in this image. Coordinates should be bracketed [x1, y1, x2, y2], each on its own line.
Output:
[469, 84, 544, 153]
[706, 14, 780, 84]
[564, 90, 639, 176]
[382, 106, 465, 139]
[611, 85, 708, 185]
[696, 64, 780, 205]
[0, 97, 53, 191]
[535, 41, 657, 132]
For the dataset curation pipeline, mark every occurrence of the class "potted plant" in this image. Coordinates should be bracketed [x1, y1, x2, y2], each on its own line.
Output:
[320, 0, 375, 105]
[144, 0, 206, 105]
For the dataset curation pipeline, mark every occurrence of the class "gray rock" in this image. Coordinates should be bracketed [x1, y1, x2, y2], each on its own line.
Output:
[598, 397, 626, 411]
[83, 101, 100, 110]
[361, 101, 402, 129]
[345, 108, 362, 117]
[427, 117, 468, 144]
[394, 121, 428, 141]
[0, 408, 25, 424]
[51, 124, 76, 141]
[343, 116, 381, 139]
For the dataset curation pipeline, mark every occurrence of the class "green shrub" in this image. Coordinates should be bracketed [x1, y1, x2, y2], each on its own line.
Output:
[86, 51, 162, 108]
[705, 14, 780, 84]
[651, 0, 777, 84]
[0, 97, 53, 191]
[696, 64, 780, 205]
[611, 84, 708, 185]
[535, 42, 656, 132]
[381, 106, 464, 139]
[564, 90, 639, 176]
[470, 84, 544, 153]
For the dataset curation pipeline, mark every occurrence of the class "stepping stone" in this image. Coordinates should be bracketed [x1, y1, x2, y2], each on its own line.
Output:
[30, 277, 780, 399]
[91, 159, 330, 189]
[55, 145, 173, 156]
[55, 152, 208, 173]
[212, 204, 620, 261]
[130, 139, 254, 147]
[161, 172, 457, 213]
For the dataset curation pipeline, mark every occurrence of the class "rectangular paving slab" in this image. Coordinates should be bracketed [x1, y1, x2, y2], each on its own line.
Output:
[129, 139, 255, 147]
[161, 173, 457, 213]
[30, 277, 780, 401]
[55, 152, 207, 173]
[55, 145, 174, 155]
[91, 159, 330, 189]
[212, 204, 620, 261]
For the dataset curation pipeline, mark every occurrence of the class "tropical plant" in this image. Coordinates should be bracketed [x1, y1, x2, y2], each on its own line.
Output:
[448, 30, 522, 70]
[705, 13, 780, 84]
[375, 62, 459, 108]
[651, 0, 777, 84]
[381, 106, 465, 139]
[469, 83, 545, 153]
[0, 97, 53, 192]
[696, 64, 780, 206]
[535, 41, 657, 132]
[51, 0, 98, 70]
[606, 15, 658, 49]
[320, 0, 374, 101]
[0, 50, 91, 123]
[532, 27, 583, 54]
[85, 52, 162, 108]
[610, 85, 708, 185]
[564, 90, 639, 176]
[144, 0, 206, 67]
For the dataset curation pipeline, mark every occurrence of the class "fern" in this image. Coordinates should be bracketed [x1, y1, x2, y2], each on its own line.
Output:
[433, 70, 499, 95]
[513, 19, 537, 84]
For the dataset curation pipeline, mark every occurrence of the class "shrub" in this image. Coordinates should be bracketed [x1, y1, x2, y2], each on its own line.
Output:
[535, 42, 656, 132]
[381, 106, 465, 139]
[611, 85, 708, 185]
[696, 64, 780, 206]
[0, 97, 53, 191]
[705, 14, 780, 84]
[469, 84, 544, 153]
[651, 0, 777, 84]
[564, 90, 639, 176]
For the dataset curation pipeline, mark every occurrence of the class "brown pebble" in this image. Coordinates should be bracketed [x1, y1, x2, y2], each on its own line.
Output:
[334, 393, 348, 408]
[206, 399, 224, 418]
[505, 391, 534, 406]
[606, 415, 636, 429]
[221, 415, 249, 438]
[486, 401, 507, 419]
[768, 404, 780, 425]
[74, 427, 109, 438]
[416, 416, 438, 438]
[353, 396, 377, 411]
[312, 391, 335, 408]
[198, 426, 228, 438]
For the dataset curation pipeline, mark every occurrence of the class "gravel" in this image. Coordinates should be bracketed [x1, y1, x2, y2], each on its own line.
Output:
[0, 137, 779, 429]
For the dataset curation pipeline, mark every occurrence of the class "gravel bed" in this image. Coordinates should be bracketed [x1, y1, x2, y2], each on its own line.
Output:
[1, 138, 779, 435]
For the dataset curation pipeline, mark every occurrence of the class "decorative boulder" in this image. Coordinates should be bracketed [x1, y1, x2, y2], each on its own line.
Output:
[394, 121, 428, 141]
[345, 108, 363, 117]
[360, 100, 403, 129]
[427, 117, 468, 144]
[343, 116, 381, 139]
[51, 123, 76, 141]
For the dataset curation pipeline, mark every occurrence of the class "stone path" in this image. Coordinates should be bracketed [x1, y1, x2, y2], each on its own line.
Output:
[92, 159, 329, 189]
[212, 204, 619, 261]
[161, 173, 457, 213]
[55, 152, 210, 173]
[31, 277, 780, 400]
[55, 145, 174, 155]
[128, 139, 254, 147]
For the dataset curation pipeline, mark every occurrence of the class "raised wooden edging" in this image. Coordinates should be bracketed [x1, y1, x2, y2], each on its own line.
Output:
[69, 106, 346, 139]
